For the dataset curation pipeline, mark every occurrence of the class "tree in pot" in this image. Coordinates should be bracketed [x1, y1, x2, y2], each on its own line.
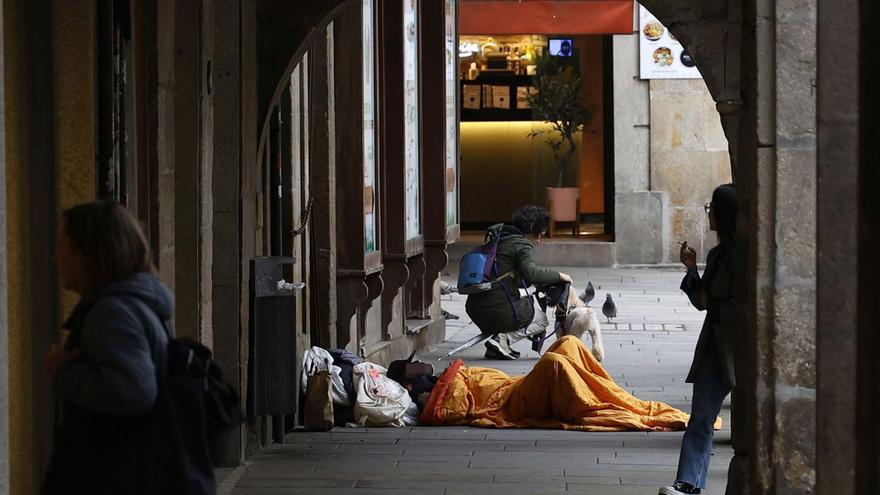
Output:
[527, 54, 593, 236]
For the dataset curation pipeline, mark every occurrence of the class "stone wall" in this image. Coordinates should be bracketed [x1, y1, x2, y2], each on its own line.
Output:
[612, 29, 658, 264]
[649, 79, 732, 263]
[612, 18, 731, 265]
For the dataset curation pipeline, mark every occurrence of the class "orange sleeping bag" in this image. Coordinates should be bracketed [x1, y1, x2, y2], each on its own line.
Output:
[421, 335, 719, 432]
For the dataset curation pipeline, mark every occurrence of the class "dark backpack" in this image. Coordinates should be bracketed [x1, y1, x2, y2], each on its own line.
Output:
[163, 338, 246, 469]
[151, 321, 245, 493]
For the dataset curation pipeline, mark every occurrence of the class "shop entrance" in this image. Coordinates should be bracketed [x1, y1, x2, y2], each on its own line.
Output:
[458, 34, 615, 240]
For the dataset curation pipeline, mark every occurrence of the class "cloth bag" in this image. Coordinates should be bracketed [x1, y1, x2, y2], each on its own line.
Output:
[301, 346, 351, 406]
[353, 363, 413, 427]
[304, 371, 334, 431]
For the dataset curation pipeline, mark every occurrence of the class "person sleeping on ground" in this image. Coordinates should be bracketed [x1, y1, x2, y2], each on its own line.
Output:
[419, 335, 721, 432]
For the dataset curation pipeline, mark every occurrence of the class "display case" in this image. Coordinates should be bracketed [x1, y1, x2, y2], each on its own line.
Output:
[416, 0, 460, 321]
[334, 0, 384, 351]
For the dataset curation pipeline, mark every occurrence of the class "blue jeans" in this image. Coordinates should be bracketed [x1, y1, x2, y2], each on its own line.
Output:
[675, 349, 730, 489]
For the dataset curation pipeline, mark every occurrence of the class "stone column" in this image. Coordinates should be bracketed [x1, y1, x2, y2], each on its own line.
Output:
[0, 4, 9, 490]
[739, 0, 819, 492]
[211, 0, 244, 465]
[308, 25, 338, 349]
[815, 0, 860, 490]
[156, 0, 176, 289]
[173, 0, 208, 343]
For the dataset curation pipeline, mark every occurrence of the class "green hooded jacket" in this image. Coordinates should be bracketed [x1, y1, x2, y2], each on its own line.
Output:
[464, 223, 562, 333]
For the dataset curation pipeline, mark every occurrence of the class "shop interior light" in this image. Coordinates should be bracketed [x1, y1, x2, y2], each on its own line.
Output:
[458, 41, 480, 58]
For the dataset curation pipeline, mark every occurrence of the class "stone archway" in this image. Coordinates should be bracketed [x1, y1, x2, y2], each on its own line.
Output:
[248, 1, 858, 493]
[254, 0, 349, 162]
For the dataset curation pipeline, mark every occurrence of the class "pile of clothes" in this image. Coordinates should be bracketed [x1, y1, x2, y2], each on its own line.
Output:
[301, 347, 439, 428]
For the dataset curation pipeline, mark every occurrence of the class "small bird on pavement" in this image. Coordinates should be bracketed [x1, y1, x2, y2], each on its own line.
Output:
[602, 294, 617, 323]
[440, 280, 458, 295]
[441, 309, 460, 320]
[579, 281, 595, 306]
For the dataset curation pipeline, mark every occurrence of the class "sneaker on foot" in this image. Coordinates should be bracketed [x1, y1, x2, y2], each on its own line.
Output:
[497, 333, 520, 358]
[484, 339, 517, 360]
[659, 482, 701, 495]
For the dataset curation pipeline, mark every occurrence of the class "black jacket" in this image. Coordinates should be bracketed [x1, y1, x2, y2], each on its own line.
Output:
[681, 242, 737, 389]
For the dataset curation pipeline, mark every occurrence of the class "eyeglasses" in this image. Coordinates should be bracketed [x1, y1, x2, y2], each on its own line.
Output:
[704, 202, 712, 214]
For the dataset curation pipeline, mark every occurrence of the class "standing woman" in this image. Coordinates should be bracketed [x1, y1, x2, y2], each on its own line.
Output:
[660, 184, 737, 495]
[42, 201, 190, 494]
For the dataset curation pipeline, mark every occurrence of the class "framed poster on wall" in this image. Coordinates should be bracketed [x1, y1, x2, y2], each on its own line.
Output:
[363, 0, 378, 253]
[638, 5, 702, 80]
[403, 0, 421, 240]
[444, 0, 458, 229]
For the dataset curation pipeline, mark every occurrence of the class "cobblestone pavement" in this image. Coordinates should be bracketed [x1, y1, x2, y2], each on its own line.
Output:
[222, 267, 732, 495]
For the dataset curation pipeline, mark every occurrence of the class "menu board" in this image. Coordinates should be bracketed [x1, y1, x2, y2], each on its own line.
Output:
[639, 5, 701, 80]
[444, 0, 458, 228]
[363, 0, 378, 253]
[403, 0, 421, 239]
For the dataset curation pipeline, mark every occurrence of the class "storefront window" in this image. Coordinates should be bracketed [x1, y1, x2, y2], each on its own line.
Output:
[403, 0, 421, 239]
[444, 0, 458, 228]
[363, 0, 378, 253]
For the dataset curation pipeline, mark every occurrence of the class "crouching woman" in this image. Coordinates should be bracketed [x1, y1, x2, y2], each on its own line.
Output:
[464, 206, 573, 360]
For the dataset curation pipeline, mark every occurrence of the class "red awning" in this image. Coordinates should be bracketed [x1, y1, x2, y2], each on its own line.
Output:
[459, 0, 633, 35]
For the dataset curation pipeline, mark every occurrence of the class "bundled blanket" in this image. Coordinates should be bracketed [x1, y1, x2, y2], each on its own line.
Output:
[421, 336, 717, 432]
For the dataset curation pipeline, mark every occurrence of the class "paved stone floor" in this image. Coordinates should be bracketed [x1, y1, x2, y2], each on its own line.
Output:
[221, 267, 732, 495]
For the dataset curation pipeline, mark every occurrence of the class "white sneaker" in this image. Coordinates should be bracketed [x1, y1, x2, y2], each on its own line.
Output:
[659, 482, 701, 494]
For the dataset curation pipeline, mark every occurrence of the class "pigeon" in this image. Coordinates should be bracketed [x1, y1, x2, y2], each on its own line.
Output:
[441, 309, 460, 320]
[579, 281, 595, 306]
[440, 280, 458, 295]
[602, 294, 617, 323]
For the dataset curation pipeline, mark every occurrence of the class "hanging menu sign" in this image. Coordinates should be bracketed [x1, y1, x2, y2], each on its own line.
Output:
[639, 5, 701, 80]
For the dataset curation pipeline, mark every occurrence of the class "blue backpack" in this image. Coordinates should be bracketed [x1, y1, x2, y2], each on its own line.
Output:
[457, 228, 517, 295]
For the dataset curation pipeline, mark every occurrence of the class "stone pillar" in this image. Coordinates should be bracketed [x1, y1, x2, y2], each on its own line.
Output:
[815, 0, 860, 491]
[211, 0, 244, 465]
[737, 0, 819, 492]
[856, 2, 880, 488]
[173, 0, 209, 342]
[308, 26, 338, 349]
[156, 0, 176, 289]
[239, 0, 262, 457]
[0, 5, 9, 491]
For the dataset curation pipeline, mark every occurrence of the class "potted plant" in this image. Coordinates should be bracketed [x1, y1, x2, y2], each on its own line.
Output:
[527, 54, 593, 234]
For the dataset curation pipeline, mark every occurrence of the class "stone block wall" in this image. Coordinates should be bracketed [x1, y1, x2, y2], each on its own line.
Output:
[612, 21, 731, 265]
[649, 79, 732, 263]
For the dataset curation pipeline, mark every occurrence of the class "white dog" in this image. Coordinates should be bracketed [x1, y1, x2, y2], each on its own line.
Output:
[558, 289, 605, 362]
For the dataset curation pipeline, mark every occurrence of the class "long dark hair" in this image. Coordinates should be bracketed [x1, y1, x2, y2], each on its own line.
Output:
[62, 200, 154, 289]
[511, 206, 551, 236]
[712, 183, 737, 244]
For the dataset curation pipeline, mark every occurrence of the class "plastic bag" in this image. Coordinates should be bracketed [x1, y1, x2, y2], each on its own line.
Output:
[352, 362, 412, 427]
[301, 346, 350, 406]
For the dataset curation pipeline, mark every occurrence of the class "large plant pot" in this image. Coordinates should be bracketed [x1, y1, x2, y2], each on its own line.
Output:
[546, 187, 579, 222]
